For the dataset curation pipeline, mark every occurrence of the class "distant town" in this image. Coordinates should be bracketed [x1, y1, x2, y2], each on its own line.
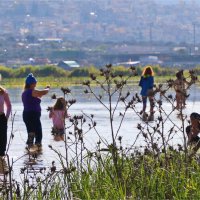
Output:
[0, 0, 200, 68]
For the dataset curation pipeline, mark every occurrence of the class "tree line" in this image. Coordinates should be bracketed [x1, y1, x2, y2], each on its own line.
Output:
[0, 64, 199, 78]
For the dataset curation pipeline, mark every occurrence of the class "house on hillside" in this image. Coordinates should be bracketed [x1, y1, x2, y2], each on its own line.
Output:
[57, 60, 80, 70]
[34, 58, 51, 65]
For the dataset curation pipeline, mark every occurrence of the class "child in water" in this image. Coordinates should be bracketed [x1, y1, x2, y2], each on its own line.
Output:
[139, 66, 155, 120]
[186, 113, 200, 154]
[186, 113, 200, 144]
[49, 97, 69, 141]
[174, 70, 190, 110]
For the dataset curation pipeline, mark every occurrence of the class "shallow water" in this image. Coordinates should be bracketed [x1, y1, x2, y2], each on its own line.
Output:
[5, 85, 200, 178]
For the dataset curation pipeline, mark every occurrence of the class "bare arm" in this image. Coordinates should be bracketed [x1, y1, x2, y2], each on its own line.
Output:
[173, 79, 179, 91]
[49, 108, 53, 118]
[32, 87, 50, 98]
[4, 91, 11, 119]
[65, 110, 70, 118]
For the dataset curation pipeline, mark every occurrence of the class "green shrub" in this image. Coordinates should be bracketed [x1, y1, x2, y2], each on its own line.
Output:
[0, 65, 13, 78]
[70, 66, 99, 77]
[112, 66, 130, 76]
[13, 65, 69, 78]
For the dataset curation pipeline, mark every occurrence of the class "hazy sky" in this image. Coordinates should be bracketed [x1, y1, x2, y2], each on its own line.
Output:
[154, 0, 178, 4]
[155, 0, 198, 4]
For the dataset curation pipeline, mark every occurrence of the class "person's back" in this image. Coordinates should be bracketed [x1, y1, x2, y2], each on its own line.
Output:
[139, 76, 154, 96]
[50, 109, 65, 130]
[174, 78, 186, 94]
[139, 66, 155, 120]
[49, 97, 68, 140]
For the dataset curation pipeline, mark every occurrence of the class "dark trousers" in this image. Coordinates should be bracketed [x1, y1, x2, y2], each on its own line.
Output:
[23, 111, 42, 145]
[0, 114, 7, 156]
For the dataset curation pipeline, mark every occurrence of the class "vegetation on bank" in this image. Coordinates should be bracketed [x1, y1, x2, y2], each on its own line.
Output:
[0, 64, 179, 79]
[1, 64, 198, 87]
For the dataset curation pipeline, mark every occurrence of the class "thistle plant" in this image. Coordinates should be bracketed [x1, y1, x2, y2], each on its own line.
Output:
[83, 64, 137, 179]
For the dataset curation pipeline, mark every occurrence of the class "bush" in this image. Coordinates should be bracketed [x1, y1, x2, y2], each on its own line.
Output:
[112, 66, 130, 76]
[69, 66, 99, 77]
[0, 65, 13, 78]
[12, 65, 69, 78]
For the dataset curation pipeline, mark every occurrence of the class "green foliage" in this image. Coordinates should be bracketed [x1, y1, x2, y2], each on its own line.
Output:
[0, 64, 179, 79]
[69, 66, 99, 77]
[14, 65, 69, 78]
[193, 66, 200, 75]
[0, 65, 13, 78]
[112, 65, 130, 76]
[67, 152, 200, 199]
[0, 65, 69, 78]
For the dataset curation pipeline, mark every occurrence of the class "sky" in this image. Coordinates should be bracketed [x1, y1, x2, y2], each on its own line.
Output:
[154, 0, 198, 5]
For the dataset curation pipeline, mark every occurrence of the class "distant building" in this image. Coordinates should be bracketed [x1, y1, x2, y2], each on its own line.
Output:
[34, 58, 51, 65]
[38, 38, 63, 43]
[57, 60, 80, 70]
[115, 59, 140, 67]
[139, 56, 163, 65]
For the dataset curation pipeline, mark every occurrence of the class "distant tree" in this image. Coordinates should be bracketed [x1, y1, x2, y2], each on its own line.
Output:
[70, 66, 99, 77]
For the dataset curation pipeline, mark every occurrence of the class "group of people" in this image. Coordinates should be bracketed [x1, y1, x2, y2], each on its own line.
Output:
[139, 66, 199, 148]
[0, 68, 199, 172]
[22, 73, 69, 147]
[0, 73, 69, 172]
[139, 66, 192, 118]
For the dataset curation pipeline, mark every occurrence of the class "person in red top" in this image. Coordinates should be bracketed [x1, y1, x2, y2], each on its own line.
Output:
[0, 85, 11, 173]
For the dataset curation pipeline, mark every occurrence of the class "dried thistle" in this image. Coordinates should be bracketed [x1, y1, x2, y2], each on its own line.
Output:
[61, 87, 71, 94]
[51, 94, 57, 99]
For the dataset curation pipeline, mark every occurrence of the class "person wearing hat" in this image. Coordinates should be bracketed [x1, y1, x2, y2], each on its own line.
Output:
[22, 73, 50, 149]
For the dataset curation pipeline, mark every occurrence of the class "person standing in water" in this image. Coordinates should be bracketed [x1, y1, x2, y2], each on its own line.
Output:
[139, 66, 155, 120]
[0, 86, 11, 173]
[186, 112, 200, 155]
[186, 113, 200, 144]
[22, 73, 50, 149]
[174, 70, 190, 110]
[49, 97, 69, 141]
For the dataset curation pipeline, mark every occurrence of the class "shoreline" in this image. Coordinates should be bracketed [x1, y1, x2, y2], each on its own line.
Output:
[0, 75, 181, 88]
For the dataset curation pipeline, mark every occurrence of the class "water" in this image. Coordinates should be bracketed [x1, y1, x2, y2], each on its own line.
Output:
[5, 85, 200, 178]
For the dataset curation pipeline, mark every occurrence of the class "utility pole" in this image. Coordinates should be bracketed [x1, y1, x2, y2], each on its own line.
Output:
[149, 23, 153, 52]
[193, 23, 196, 54]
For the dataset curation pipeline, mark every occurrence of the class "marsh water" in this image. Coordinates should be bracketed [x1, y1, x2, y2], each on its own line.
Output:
[5, 85, 200, 178]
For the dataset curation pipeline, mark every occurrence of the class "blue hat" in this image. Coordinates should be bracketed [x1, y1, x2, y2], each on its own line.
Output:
[25, 73, 37, 85]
